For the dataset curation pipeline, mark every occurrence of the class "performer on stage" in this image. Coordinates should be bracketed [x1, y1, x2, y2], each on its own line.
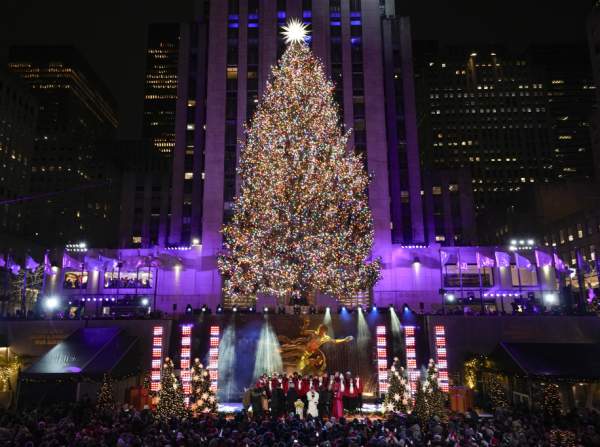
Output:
[270, 379, 285, 417]
[306, 387, 319, 418]
[331, 373, 344, 419]
[286, 380, 298, 415]
[318, 374, 330, 418]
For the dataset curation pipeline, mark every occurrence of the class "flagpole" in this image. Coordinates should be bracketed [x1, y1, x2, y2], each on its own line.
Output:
[21, 267, 28, 319]
[478, 263, 485, 315]
[458, 248, 464, 301]
[576, 249, 586, 314]
[438, 249, 445, 314]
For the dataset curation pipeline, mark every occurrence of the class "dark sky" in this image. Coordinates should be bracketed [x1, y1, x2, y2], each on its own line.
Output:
[0, 0, 592, 139]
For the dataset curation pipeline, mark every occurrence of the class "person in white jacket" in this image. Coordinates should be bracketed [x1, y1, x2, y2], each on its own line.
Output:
[306, 387, 319, 418]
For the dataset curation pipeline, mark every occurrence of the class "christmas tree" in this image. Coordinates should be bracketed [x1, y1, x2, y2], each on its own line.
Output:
[542, 382, 562, 418]
[412, 381, 429, 423]
[156, 357, 186, 420]
[96, 373, 115, 413]
[423, 359, 446, 419]
[218, 20, 380, 305]
[485, 374, 508, 409]
[384, 357, 411, 413]
[191, 358, 217, 413]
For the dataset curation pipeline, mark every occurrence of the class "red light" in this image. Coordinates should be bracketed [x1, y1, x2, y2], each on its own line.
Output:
[210, 326, 220, 336]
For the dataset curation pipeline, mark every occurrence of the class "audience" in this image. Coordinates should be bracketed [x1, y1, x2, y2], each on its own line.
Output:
[1, 399, 599, 446]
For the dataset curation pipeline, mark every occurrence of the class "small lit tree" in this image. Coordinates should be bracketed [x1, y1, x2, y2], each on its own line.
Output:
[384, 357, 411, 413]
[485, 374, 508, 409]
[156, 357, 186, 420]
[96, 373, 115, 413]
[191, 358, 217, 413]
[423, 359, 446, 419]
[542, 382, 562, 418]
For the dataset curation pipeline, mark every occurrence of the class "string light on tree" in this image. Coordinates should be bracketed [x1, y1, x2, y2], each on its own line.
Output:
[218, 20, 380, 306]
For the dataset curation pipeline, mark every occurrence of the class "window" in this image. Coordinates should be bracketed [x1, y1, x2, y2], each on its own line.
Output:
[63, 271, 88, 289]
[432, 186, 442, 195]
[449, 184, 459, 193]
[435, 235, 446, 242]
[184, 172, 193, 180]
[132, 236, 142, 244]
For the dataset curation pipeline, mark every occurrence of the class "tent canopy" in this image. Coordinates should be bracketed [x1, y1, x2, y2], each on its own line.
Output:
[22, 327, 139, 381]
[487, 342, 600, 382]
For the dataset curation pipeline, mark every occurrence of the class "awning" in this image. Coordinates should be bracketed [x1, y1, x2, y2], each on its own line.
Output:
[22, 327, 139, 381]
[486, 342, 600, 382]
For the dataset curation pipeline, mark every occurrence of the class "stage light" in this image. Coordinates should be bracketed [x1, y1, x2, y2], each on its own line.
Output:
[403, 303, 410, 313]
[445, 293, 456, 303]
[185, 304, 193, 314]
[191, 238, 200, 246]
[372, 305, 377, 312]
[141, 298, 149, 306]
[216, 305, 223, 313]
[44, 296, 59, 310]
[326, 306, 330, 312]
[413, 256, 421, 266]
[543, 293, 558, 305]
[263, 306, 269, 313]
[232, 306, 238, 313]
[51, 265, 59, 273]
[201, 305, 207, 312]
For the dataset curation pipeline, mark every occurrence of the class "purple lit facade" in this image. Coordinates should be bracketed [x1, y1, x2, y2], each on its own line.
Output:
[116, 0, 478, 309]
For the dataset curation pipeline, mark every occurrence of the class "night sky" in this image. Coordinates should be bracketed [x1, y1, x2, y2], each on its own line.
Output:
[0, 0, 592, 139]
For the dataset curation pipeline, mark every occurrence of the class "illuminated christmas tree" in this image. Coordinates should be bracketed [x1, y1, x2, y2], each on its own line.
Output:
[156, 357, 186, 420]
[191, 358, 217, 413]
[218, 20, 380, 306]
[486, 374, 508, 409]
[96, 373, 115, 413]
[423, 359, 446, 418]
[542, 382, 562, 418]
[384, 357, 411, 413]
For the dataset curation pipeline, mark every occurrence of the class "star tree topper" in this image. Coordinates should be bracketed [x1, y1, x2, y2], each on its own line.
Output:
[281, 18, 309, 44]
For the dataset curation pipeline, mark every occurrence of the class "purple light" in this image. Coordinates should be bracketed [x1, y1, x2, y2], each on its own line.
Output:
[350, 12, 361, 18]
[330, 21, 341, 26]
[351, 38, 362, 46]
[248, 23, 258, 28]
[303, 10, 312, 18]
[350, 20, 362, 26]
[228, 23, 239, 28]
[248, 13, 258, 20]
[330, 12, 341, 18]
[277, 11, 286, 19]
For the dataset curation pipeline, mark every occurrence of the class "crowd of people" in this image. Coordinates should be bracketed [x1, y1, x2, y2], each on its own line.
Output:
[2, 399, 600, 446]
[244, 372, 363, 419]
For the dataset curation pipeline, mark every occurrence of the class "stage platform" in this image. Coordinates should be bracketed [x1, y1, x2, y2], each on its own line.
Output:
[217, 402, 383, 414]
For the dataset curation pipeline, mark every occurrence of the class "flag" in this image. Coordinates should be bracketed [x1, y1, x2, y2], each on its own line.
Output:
[7, 257, 20, 275]
[84, 255, 103, 271]
[99, 255, 118, 271]
[534, 250, 552, 268]
[554, 254, 567, 272]
[515, 253, 533, 271]
[25, 255, 39, 271]
[476, 252, 495, 268]
[577, 251, 591, 274]
[44, 252, 53, 275]
[495, 251, 511, 268]
[440, 250, 450, 265]
[62, 253, 81, 270]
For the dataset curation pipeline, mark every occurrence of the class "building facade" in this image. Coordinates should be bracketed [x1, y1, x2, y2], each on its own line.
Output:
[8, 46, 120, 248]
[117, 0, 478, 307]
[0, 69, 38, 237]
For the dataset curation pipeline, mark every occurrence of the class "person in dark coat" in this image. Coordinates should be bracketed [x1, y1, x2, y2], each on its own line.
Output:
[250, 384, 265, 418]
[286, 381, 298, 415]
[270, 382, 285, 417]
[318, 375, 330, 418]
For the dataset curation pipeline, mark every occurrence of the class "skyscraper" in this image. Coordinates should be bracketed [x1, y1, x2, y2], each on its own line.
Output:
[0, 69, 38, 238]
[8, 46, 119, 247]
[119, 0, 477, 305]
[414, 45, 554, 217]
[142, 24, 181, 156]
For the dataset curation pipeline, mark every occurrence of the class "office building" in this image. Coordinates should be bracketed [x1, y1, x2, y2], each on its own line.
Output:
[0, 69, 38, 237]
[8, 46, 119, 247]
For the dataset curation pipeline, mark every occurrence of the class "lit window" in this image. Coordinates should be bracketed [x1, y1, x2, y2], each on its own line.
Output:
[449, 184, 459, 193]
[132, 236, 142, 244]
[186, 124, 195, 131]
[435, 235, 446, 242]
[227, 67, 238, 80]
[432, 186, 442, 195]
[184, 172, 193, 180]
[187, 100, 196, 107]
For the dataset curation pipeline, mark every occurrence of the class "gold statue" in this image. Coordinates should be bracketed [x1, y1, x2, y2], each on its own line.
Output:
[278, 318, 353, 375]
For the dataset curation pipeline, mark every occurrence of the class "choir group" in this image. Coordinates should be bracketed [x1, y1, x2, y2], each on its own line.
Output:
[243, 371, 363, 419]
